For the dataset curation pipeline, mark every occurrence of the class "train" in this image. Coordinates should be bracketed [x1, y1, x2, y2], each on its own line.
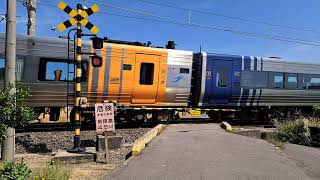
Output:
[0, 33, 320, 123]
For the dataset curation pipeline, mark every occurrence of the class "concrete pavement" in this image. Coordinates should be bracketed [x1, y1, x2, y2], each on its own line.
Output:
[108, 124, 312, 180]
[283, 143, 320, 180]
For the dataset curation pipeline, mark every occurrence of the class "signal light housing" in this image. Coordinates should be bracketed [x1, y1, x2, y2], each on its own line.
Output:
[91, 37, 104, 49]
[91, 55, 103, 67]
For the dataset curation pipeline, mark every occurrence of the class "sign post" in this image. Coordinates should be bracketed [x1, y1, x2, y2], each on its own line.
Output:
[95, 103, 115, 163]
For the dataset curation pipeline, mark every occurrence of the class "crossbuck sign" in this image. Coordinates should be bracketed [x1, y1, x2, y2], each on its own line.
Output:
[57, 1, 100, 34]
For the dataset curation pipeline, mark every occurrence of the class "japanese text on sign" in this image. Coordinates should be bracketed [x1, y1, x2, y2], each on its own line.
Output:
[95, 103, 115, 132]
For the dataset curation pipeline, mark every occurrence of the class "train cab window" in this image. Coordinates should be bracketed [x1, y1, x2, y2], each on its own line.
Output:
[216, 69, 228, 87]
[38, 58, 87, 82]
[287, 74, 298, 89]
[272, 73, 284, 88]
[139, 63, 154, 85]
[45, 62, 73, 81]
[0, 58, 4, 80]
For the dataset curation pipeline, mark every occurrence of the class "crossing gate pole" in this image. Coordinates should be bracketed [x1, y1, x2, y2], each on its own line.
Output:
[71, 3, 83, 152]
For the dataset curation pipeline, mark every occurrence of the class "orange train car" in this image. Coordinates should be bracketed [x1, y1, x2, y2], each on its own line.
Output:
[0, 34, 193, 123]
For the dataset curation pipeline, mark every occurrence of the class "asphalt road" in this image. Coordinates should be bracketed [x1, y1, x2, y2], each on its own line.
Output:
[109, 124, 312, 180]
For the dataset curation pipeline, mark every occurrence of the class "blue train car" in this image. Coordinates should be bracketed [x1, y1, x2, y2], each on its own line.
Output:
[190, 52, 320, 108]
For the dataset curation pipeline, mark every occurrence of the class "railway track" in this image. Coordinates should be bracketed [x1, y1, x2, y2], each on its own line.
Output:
[17, 117, 275, 133]
[16, 118, 215, 132]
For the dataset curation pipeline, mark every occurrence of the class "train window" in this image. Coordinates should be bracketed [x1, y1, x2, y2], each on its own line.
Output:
[304, 76, 320, 90]
[287, 75, 298, 89]
[139, 63, 154, 85]
[38, 58, 87, 82]
[272, 74, 284, 88]
[16, 58, 24, 81]
[0, 58, 24, 81]
[303, 76, 311, 90]
[123, 64, 132, 70]
[45, 62, 73, 81]
[0, 58, 4, 80]
[216, 69, 228, 87]
[241, 71, 268, 88]
[180, 68, 189, 74]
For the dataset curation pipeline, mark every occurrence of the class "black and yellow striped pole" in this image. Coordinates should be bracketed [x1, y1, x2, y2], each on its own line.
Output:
[70, 3, 83, 152]
[56, 1, 100, 152]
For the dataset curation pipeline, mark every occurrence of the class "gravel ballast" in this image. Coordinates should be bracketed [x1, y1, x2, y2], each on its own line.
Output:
[14, 128, 151, 154]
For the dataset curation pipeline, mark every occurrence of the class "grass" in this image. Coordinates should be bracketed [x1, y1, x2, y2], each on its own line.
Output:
[271, 108, 320, 147]
[267, 138, 285, 149]
[30, 161, 71, 180]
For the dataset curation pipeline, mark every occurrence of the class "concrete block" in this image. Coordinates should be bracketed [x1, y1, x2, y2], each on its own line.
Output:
[53, 149, 95, 164]
[96, 135, 123, 152]
[234, 129, 261, 139]
[220, 121, 232, 131]
[261, 130, 275, 141]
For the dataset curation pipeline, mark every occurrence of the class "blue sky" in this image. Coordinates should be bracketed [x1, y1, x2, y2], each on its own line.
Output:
[1, 0, 320, 62]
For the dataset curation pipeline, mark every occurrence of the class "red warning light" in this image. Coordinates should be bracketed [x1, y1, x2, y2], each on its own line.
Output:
[91, 56, 103, 67]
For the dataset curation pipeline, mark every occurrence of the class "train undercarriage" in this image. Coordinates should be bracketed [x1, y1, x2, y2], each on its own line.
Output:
[33, 105, 315, 127]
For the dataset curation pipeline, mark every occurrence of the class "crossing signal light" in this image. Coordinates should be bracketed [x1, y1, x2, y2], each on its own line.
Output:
[91, 55, 103, 67]
[92, 37, 103, 49]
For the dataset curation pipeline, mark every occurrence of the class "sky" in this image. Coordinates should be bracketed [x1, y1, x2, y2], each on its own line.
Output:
[1, 0, 320, 62]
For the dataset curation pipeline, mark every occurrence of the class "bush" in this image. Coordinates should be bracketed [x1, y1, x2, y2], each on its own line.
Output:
[0, 82, 36, 142]
[313, 105, 320, 118]
[31, 161, 71, 180]
[0, 161, 31, 180]
[273, 118, 311, 146]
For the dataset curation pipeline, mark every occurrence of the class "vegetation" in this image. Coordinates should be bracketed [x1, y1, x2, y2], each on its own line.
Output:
[31, 161, 71, 180]
[0, 161, 31, 180]
[273, 118, 310, 146]
[0, 82, 36, 142]
[272, 107, 320, 146]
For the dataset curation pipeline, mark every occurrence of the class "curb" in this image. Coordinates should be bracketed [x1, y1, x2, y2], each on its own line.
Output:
[132, 124, 166, 156]
[220, 121, 233, 132]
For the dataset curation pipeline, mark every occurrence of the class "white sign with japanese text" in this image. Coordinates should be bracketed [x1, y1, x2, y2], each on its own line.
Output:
[95, 103, 115, 132]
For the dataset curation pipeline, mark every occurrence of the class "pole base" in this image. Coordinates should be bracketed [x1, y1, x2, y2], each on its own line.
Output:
[67, 147, 85, 153]
[67, 135, 84, 153]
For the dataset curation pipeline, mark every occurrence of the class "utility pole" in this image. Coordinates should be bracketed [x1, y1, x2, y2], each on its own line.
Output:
[2, 0, 17, 161]
[24, 0, 36, 35]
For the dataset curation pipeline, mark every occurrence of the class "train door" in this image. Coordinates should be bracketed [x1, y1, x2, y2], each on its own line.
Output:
[205, 58, 232, 105]
[132, 54, 160, 104]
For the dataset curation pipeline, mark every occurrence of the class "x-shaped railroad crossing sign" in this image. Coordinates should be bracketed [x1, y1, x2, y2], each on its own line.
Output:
[57, 1, 100, 34]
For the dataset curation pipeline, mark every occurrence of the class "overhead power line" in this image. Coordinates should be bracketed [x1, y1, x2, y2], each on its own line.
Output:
[30, 0, 320, 47]
[133, 0, 320, 34]
[82, 0, 320, 47]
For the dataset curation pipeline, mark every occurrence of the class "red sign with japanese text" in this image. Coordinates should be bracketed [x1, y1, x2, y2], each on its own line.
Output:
[95, 103, 115, 132]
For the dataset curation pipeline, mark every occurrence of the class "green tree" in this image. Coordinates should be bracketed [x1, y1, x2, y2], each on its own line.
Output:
[0, 83, 35, 142]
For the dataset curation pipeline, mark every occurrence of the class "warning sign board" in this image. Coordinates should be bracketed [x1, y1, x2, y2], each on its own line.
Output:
[95, 103, 115, 132]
